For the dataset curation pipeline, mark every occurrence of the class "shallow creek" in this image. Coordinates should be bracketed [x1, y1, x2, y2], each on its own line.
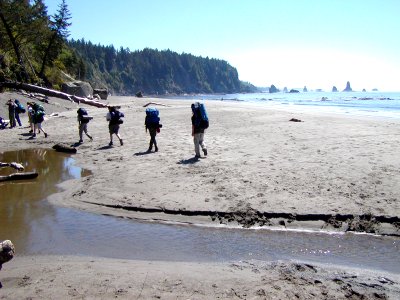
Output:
[0, 149, 399, 273]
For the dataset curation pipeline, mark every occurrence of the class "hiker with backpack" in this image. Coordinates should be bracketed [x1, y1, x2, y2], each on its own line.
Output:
[77, 107, 93, 143]
[14, 99, 25, 127]
[31, 102, 48, 138]
[191, 102, 209, 159]
[6, 99, 16, 128]
[145, 107, 162, 152]
[106, 106, 124, 146]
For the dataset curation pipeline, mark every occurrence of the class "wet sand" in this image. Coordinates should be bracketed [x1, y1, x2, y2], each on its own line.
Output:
[1, 90, 400, 298]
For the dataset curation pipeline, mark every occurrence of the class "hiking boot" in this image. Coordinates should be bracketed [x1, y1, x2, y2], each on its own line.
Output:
[195, 154, 201, 159]
[44, 133, 48, 138]
[120, 139, 123, 146]
[79, 139, 83, 143]
[155, 146, 158, 152]
[109, 141, 113, 146]
[203, 148, 207, 156]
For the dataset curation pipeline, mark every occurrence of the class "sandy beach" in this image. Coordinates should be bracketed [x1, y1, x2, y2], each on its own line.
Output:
[1, 90, 400, 299]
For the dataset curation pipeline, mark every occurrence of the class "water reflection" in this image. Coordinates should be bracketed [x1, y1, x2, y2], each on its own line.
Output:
[0, 149, 91, 252]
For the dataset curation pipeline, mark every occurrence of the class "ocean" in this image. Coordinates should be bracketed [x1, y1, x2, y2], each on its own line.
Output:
[166, 91, 400, 119]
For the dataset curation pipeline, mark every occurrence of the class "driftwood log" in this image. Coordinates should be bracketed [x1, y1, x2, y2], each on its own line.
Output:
[53, 143, 77, 153]
[143, 102, 169, 107]
[1, 81, 108, 108]
[0, 240, 15, 269]
[0, 172, 38, 182]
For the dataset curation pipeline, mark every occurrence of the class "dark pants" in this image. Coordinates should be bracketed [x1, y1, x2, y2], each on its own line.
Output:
[148, 128, 158, 151]
[8, 110, 16, 128]
[15, 112, 22, 126]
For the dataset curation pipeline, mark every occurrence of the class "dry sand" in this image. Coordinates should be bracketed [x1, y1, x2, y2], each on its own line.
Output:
[1, 90, 399, 299]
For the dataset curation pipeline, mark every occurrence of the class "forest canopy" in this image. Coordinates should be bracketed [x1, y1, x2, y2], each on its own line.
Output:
[0, 0, 257, 95]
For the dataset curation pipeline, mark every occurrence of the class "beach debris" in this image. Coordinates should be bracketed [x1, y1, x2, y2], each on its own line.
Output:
[0, 162, 24, 171]
[53, 143, 77, 154]
[0, 172, 38, 182]
[289, 118, 303, 122]
[0, 240, 15, 269]
[143, 102, 169, 107]
[136, 91, 143, 98]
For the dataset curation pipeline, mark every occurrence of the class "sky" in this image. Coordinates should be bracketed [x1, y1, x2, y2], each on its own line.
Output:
[45, 0, 400, 91]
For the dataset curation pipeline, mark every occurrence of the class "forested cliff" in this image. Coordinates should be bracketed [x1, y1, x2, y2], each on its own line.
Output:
[68, 40, 257, 95]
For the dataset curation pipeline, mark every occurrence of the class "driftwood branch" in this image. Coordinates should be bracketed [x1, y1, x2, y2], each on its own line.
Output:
[1, 81, 108, 108]
[143, 102, 169, 107]
[0, 172, 38, 182]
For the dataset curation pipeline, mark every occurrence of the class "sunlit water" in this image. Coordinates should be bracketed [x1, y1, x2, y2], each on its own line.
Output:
[0, 149, 399, 273]
[165, 91, 400, 119]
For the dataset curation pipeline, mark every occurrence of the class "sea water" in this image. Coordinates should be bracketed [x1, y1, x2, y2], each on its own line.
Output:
[166, 91, 400, 119]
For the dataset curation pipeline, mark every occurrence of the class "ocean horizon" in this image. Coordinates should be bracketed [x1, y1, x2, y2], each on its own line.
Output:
[163, 91, 400, 119]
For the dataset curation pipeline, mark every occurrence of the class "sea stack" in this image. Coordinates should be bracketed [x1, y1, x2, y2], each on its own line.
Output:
[303, 86, 308, 92]
[343, 81, 352, 92]
[332, 86, 338, 92]
[269, 84, 279, 93]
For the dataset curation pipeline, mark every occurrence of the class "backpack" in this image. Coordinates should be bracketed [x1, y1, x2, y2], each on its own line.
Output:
[33, 103, 44, 113]
[77, 108, 92, 123]
[191, 102, 209, 129]
[17, 103, 26, 113]
[35, 110, 45, 123]
[145, 108, 161, 128]
[110, 110, 124, 124]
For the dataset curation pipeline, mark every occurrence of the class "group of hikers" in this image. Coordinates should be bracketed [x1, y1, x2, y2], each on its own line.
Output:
[79, 102, 209, 157]
[4, 98, 209, 158]
[4, 99, 48, 138]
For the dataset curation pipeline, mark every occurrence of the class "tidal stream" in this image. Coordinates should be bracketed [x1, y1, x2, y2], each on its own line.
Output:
[0, 149, 399, 274]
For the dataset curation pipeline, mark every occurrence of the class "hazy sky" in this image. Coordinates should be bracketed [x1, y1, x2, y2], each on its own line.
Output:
[46, 0, 400, 91]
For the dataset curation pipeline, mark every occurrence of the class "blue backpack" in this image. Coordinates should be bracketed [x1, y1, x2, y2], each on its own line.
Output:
[77, 108, 92, 123]
[145, 108, 160, 127]
[191, 102, 209, 129]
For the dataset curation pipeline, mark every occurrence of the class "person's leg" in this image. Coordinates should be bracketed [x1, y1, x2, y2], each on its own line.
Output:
[9, 112, 15, 128]
[79, 123, 84, 142]
[109, 125, 113, 146]
[15, 113, 22, 126]
[84, 124, 92, 140]
[32, 123, 38, 137]
[39, 123, 48, 137]
[198, 133, 207, 156]
[148, 129, 157, 151]
[117, 133, 123, 145]
[194, 133, 201, 157]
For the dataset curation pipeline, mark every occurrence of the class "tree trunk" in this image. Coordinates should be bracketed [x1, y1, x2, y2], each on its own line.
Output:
[0, 81, 108, 108]
[0, 11, 30, 82]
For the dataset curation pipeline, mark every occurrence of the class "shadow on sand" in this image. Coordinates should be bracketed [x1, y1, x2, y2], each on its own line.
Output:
[177, 156, 200, 165]
[97, 145, 113, 150]
[134, 151, 152, 156]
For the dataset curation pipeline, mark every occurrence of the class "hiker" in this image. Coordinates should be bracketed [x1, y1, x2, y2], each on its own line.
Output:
[77, 107, 93, 143]
[6, 99, 16, 128]
[106, 106, 124, 146]
[31, 103, 48, 138]
[0, 117, 8, 129]
[191, 102, 209, 158]
[14, 99, 25, 126]
[27, 102, 34, 133]
[0, 240, 15, 270]
[145, 107, 162, 152]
